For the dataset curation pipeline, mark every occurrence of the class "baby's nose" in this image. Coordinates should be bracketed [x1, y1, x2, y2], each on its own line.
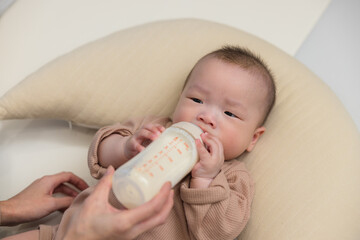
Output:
[198, 113, 216, 128]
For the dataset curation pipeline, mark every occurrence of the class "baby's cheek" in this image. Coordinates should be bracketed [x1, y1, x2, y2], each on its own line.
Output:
[223, 138, 246, 160]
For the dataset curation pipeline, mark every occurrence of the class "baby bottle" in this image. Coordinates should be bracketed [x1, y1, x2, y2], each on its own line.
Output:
[112, 122, 203, 209]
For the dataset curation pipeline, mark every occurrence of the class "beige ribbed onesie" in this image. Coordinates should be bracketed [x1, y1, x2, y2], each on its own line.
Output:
[43, 116, 254, 240]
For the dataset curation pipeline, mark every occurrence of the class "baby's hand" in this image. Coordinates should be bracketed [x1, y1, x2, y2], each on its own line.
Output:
[190, 132, 225, 188]
[124, 124, 165, 160]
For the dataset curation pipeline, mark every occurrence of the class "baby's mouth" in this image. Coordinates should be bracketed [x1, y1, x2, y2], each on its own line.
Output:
[197, 125, 208, 134]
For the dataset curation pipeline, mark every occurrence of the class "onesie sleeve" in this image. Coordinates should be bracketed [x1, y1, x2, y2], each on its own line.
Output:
[88, 116, 171, 179]
[180, 160, 254, 240]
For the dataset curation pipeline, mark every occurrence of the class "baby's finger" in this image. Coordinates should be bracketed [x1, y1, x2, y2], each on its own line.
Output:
[137, 128, 159, 142]
[134, 142, 145, 153]
[129, 131, 149, 147]
[195, 138, 209, 158]
[200, 133, 223, 158]
[201, 132, 220, 148]
[152, 124, 166, 134]
[201, 133, 215, 152]
[143, 124, 164, 140]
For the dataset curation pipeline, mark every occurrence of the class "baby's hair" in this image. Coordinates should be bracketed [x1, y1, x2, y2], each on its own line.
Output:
[184, 45, 276, 126]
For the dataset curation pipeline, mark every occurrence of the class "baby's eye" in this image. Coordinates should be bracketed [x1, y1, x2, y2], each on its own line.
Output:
[224, 111, 238, 118]
[191, 98, 203, 104]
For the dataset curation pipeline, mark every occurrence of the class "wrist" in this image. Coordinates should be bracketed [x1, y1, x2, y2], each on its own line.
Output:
[122, 136, 133, 161]
[0, 200, 17, 226]
[99, 134, 130, 169]
[190, 177, 213, 189]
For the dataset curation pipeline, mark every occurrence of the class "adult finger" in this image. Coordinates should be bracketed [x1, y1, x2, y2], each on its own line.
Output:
[46, 172, 89, 192]
[54, 183, 80, 197]
[89, 166, 115, 202]
[61, 173, 89, 191]
[52, 196, 75, 211]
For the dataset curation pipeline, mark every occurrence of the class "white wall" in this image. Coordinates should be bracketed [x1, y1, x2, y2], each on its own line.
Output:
[0, 0, 330, 97]
[296, 0, 360, 130]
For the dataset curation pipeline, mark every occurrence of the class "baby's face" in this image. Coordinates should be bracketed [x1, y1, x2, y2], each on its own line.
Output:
[172, 56, 267, 159]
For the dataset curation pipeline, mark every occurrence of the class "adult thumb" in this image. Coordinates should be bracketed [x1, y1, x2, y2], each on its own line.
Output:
[91, 166, 115, 200]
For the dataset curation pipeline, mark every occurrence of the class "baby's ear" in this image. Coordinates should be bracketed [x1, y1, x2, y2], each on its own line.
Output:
[246, 126, 266, 152]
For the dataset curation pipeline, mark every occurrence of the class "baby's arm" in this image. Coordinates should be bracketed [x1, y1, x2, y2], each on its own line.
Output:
[88, 117, 170, 179]
[97, 123, 165, 169]
[97, 134, 130, 169]
[190, 132, 224, 188]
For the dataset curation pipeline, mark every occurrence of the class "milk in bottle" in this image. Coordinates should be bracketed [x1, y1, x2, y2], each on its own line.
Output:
[112, 122, 203, 209]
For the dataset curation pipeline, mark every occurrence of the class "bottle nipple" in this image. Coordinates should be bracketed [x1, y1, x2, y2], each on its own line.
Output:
[171, 122, 203, 142]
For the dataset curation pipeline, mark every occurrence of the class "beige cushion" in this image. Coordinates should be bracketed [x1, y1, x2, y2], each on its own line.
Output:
[1, 19, 359, 239]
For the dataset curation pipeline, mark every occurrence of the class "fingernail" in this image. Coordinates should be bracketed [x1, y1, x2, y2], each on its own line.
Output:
[105, 166, 113, 176]
[166, 181, 172, 189]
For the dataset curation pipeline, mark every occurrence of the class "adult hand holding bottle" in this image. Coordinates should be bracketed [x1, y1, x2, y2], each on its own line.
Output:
[56, 166, 174, 240]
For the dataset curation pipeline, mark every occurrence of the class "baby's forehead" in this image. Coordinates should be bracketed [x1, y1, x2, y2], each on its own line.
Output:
[188, 62, 268, 98]
[191, 56, 266, 85]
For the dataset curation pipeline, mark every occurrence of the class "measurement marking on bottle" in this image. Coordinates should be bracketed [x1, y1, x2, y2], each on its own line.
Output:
[184, 142, 189, 150]
[136, 136, 191, 177]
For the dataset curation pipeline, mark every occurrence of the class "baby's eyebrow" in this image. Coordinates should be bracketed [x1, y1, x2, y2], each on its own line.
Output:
[225, 98, 247, 113]
[187, 83, 210, 94]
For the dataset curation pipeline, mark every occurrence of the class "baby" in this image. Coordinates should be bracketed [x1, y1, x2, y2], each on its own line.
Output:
[86, 45, 276, 239]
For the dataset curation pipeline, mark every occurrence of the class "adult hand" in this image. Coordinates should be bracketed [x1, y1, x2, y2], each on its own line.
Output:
[0, 172, 88, 226]
[58, 166, 174, 240]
